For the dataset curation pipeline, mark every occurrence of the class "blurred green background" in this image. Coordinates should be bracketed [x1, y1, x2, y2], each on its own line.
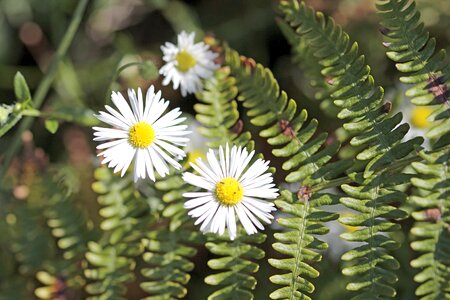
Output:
[0, 0, 449, 299]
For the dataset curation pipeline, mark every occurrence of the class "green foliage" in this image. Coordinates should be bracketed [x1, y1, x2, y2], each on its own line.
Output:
[32, 168, 94, 298]
[195, 66, 252, 148]
[277, 1, 430, 298]
[409, 149, 450, 299]
[279, 1, 423, 176]
[193, 66, 266, 300]
[140, 229, 202, 299]
[339, 175, 410, 299]
[84, 167, 152, 299]
[44, 119, 59, 134]
[1, 1, 450, 300]
[8, 205, 56, 276]
[0, 72, 32, 138]
[276, 18, 338, 119]
[224, 46, 345, 299]
[205, 231, 266, 300]
[377, 0, 450, 146]
[269, 190, 338, 300]
[140, 170, 202, 299]
[13, 72, 31, 104]
[225, 47, 349, 185]
[377, 1, 450, 298]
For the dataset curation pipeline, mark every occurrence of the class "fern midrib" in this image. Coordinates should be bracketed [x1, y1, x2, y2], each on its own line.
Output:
[289, 200, 310, 300]
[367, 184, 379, 298]
[291, 5, 398, 166]
[230, 235, 244, 296]
[435, 156, 449, 296]
[211, 88, 234, 144]
[389, 1, 450, 117]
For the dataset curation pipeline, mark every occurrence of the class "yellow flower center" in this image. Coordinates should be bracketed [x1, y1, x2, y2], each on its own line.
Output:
[128, 121, 155, 148]
[410, 106, 433, 129]
[215, 177, 244, 206]
[176, 50, 196, 72]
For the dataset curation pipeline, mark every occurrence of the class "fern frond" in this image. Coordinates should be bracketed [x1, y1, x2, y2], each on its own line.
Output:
[8, 205, 56, 276]
[278, 2, 427, 298]
[225, 47, 349, 185]
[192, 66, 267, 299]
[34, 168, 94, 298]
[195, 66, 252, 148]
[204, 231, 266, 300]
[140, 229, 202, 299]
[376, 2, 450, 298]
[44, 167, 93, 260]
[84, 167, 151, 299]
[276, 18, 338, 118]
[377, 0, 450, 146]
[339, 174, 410, 299]
[224, 46, 345, 299]
[280, 0, 423, 178]
[140, 170, 203, 299]
[269, 190, 338, 300]
[409, 149, 450, 299]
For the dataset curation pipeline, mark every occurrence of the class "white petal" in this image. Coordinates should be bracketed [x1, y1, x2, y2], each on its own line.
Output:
[183, 191, 213, 198]
[235, 149, 255, 180]
[152, 144, 182, 170]
[241, 204, 264, 230]
[111, 91, 137, 124]
[184, 195, 214, 209]
[218, 145, 227, 178]
[148, 146, 169, 177]
[96, 139, 127, 150]
[242, 200, 273, 224]
[227, 206, 237, 240]
[198, 202, 219, 230]
[235, 203, 257, 235]
[143, 148, 155, 181]
[206, 149, 223, 178]
[154, 139, 186, 157]
[182, 172, 215, 190]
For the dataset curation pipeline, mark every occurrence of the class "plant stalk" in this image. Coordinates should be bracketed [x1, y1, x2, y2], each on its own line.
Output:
[0, 0, 90, 180]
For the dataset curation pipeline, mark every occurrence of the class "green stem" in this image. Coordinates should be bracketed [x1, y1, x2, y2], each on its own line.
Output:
[311, 150, 424, 192]
[0, 0, 90, 180]
[21, 109, 99, 125]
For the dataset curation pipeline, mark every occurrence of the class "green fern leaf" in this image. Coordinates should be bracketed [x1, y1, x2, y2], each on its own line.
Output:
[277, 1, 428, 298]
[269, 190, 338, 300]
[205, 231, 266, 300]
[279, 0, 423, 177]
[377, 0, 450, 146]
[85, 166, 152, 299]
[192, 66, 267, 300]
[195, 66, 252, 148]
[140, 169, 203, 299]
[409, 149, 450, 299]
[223, 46, 345, 299]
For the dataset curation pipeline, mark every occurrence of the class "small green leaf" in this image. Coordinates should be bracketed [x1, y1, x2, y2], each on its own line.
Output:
[14, 72, 31, 103]
[45, 119, 59, 134]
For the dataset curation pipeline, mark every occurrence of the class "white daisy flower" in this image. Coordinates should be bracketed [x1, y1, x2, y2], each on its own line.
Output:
[182, 144, 278, 240]
[160, 31, 219, 96]
[93, 86, 190, 182]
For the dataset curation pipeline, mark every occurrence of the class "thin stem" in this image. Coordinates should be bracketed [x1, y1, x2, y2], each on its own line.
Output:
[0, 0, 90, 180]
[311, 149, 427, 192]
[21, 109, 99, 125]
